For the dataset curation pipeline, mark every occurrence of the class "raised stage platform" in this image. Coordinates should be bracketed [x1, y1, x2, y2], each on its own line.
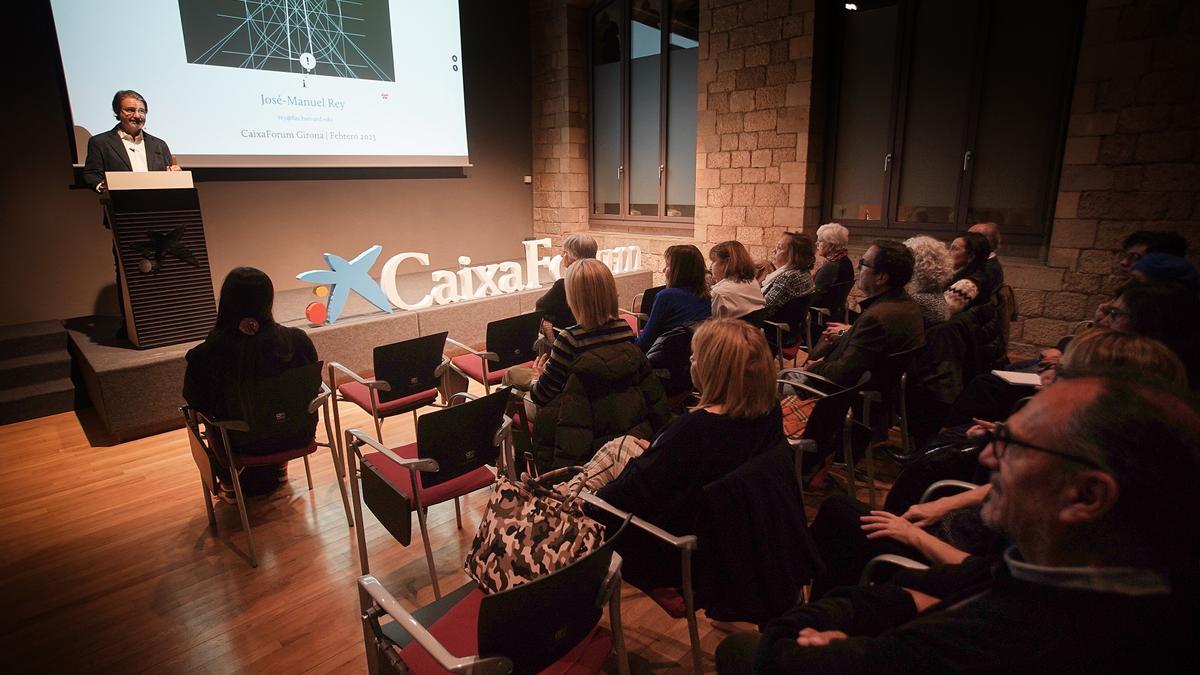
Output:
[68, 269, 654, 442]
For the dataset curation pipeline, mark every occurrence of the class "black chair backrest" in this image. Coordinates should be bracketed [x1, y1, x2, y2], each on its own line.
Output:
[238, 361, 323, 435]
[775, 293, 816, 345]
[373, 332, 448, 403]
[477, 522, 625, 672]
[487, 312, 543, 370]
[801, 371, 872, 451]
[738, 307, 770, 327]
[814, 279, 854, 320]
[639, 284, 667, 315]
[865, 345, 924, 396]
[416, 387, 511, 489]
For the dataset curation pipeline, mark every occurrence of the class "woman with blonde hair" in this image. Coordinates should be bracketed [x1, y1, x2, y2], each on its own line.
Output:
[529, 258, 669, 469]
[709, 240, 766, 318]
[597, 318, 784, 587]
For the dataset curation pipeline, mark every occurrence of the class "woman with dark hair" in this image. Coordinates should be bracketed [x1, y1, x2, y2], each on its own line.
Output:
[709, 240, 766, 319]
[944, 232, 992, 314]
[635, 244, 712, 350]
[1097, 280, 1200, 388]
[183, 267, 318, 498]
[761, 232, 817, 320]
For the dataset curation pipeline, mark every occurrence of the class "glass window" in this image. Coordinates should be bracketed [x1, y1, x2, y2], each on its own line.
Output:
[665, 0, 698, 218]
[592, 2, 623, 216]
[628, 4, 662, 216]
[830, 2, 898, 222]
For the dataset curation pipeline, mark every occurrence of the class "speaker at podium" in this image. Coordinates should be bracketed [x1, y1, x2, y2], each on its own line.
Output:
[103, 171, 216, 348]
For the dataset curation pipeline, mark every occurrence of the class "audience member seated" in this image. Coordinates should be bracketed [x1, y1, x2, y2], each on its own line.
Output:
[813, 222, 854, 290]
[718, 373, 1200, 673]
[1131, 252, 1200, 289]
[529, 259, 669, 471]
[183, 267, 318, 498]
[804, 241, 925, 388]
[535, 233, 597, 333]
[968, 221, 1005, 291]
[944, 232, 993, 314]
[636, 244, 711, 351]
[903, 235, 954, 326]
[761, 232, 817, 320]
[1118, 229, 1189, 273]
[809, 328, 1190, 597]
[596, 319, 783, 590]
[708, 240, 766, 319]
[1095, 280, 1200, 388]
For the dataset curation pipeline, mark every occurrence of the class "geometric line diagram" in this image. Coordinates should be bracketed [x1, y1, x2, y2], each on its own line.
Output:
[178, 0, 395, 82]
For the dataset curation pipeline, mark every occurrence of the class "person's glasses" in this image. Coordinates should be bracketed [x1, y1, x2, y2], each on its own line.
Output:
[983, 422, 1104, 470]
[1121, 251, 1144, 262]
[1100, 306, 1130, 319]
[121, 107, 147, 115]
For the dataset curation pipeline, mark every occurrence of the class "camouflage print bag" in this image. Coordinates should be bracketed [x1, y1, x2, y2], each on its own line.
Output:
[465, 470, 604, 594]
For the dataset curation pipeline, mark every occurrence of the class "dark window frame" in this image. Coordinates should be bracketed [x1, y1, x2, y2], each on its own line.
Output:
[819, 0, 1085, 258]
[588, 0, 697, 234]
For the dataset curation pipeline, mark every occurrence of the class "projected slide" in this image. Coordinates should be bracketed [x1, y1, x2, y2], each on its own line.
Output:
[179, 0, 395, 82]
[49, 0, 468, 168]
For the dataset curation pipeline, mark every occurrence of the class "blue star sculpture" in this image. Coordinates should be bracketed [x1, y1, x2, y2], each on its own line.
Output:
[297, 245, 393, 324]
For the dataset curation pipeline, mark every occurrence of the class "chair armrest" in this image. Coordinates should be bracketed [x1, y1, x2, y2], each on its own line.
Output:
[779, 368, 844, 391]
[493, 414, 513, 447]
[433, 355, 452, 378]
[776, 378, 828, 399]
[358, 575, 511, 674]
[809, 306, 832, 317]
[449, 392, 478, 405]
[308, 382, 333, 414]
[345, 428, 440, 472]
[446, 337, 499, 362]
[193, 408, 250, 433]
[920, 480, 980, 504]
[328, 361, 391, 392]
[762, 319, 789, 332]
[619, 308, 649, 321]
[859, 554, 930, 586]
[580, 492, 697, 550]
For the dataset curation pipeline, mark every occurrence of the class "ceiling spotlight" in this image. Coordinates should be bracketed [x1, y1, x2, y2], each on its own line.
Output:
[845, 3, 858, 9]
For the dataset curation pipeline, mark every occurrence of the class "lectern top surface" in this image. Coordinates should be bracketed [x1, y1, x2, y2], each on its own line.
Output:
[105, 171, 194, 190]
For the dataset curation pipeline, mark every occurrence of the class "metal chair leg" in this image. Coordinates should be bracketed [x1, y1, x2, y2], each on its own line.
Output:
[416, 507, 442, 599]
[454, 497, 462, 530]
[347, 440, 371, 575]
[201, 482, 216, 528]
[323, 405, 354, 527]
[898, 374, 912, 455]
[681, 548, 703, 673]
[609, 572, 630, 675]
[229, 468, 257, 568]
[866, 444, 877, 508]
[302, 455, 314, 490]
[843, 409, 856, 500]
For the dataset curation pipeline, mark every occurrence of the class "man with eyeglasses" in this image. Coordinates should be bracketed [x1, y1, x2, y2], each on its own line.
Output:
[716, 375, 1199, 673]
[804, 240, 924, 388]
[83, 89, 180, 193]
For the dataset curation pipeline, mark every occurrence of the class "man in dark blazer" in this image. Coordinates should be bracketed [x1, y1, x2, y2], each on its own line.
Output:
[83, 89, 179, 192]
[805, 240, 925, 388]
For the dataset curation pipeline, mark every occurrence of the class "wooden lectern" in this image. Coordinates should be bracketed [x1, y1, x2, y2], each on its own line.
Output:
[104, 171, 217, 348]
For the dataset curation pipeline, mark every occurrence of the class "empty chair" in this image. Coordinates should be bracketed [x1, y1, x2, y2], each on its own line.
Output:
[448, 312, 542, 394]
[345, 388, 512, 598]
[778, 370, 873, 494]
[356, 519, 630, 675]
[809, 278, 854, 328]
[182, 361, 353, 567]
[328, 331, 450, 447]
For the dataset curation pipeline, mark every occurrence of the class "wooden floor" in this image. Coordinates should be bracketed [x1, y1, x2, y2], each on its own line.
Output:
[0, 383, 893, 673]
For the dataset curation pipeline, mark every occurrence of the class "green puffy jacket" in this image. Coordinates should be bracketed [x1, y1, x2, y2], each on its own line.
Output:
[533, 341, 671, 471]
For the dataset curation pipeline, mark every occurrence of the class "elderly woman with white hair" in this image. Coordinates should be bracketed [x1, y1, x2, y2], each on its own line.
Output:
[903, 235, 954, 325]
[812, 222, 855, 318]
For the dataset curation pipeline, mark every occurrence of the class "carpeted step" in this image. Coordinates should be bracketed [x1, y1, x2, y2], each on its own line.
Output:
[0, 320, 66, 361]
[0, 351, 72, 391]
[0, 378, 75, 426]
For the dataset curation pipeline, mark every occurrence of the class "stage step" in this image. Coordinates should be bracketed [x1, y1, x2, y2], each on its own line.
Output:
[0, 321, 74, 425]
[0, 320, 67, 360]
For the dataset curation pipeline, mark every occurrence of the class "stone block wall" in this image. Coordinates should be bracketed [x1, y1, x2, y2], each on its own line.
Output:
[529, 0, 1197, 352]
[1007, 0, 1199, 354]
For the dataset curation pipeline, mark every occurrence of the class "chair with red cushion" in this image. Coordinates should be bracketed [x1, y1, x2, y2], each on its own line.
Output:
[357, 519, 630, 675]
[448, 312, 542, 394]
[182, 361, 353, 568]
[345, 388, 514, 599]
[328, 332, 450, 448]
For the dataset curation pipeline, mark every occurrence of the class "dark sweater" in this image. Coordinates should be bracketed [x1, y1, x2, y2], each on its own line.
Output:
[636, 287, 711, 350]
[756, 565, 1193, 673]
[535, 277, 575, 330]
